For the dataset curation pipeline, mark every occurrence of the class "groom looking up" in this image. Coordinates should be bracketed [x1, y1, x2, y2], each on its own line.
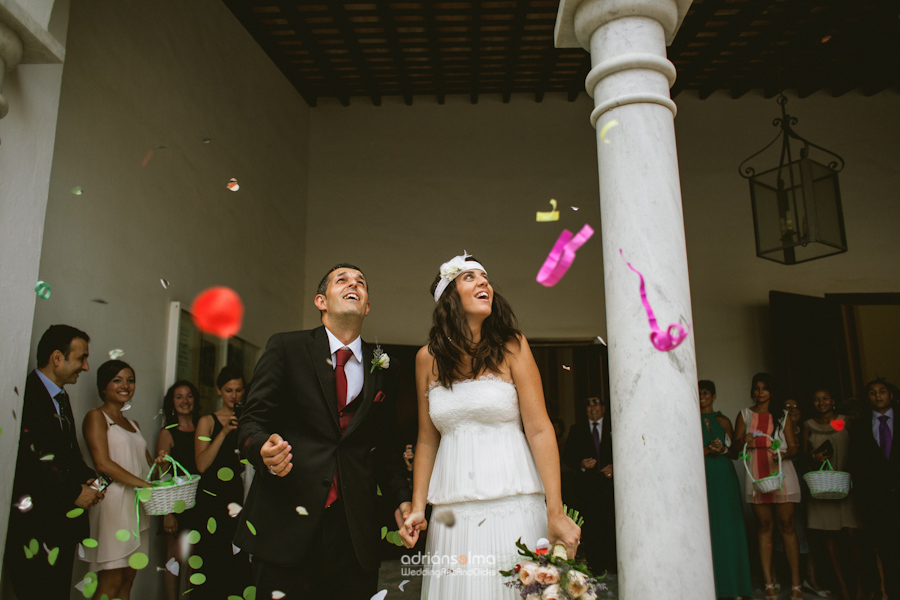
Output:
[236, 264, 411, 599]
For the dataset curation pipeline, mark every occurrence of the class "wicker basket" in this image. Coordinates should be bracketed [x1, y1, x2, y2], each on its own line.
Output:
[742, 432, 784, 494]
[804, 459, 851, 500]
[135, 455, 200, 516]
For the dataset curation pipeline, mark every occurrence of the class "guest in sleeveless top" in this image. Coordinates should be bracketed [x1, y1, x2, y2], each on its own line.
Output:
[82, 360, 165, 600]
[155, 380, 201, 600]
[699, 380, 752, 599]
[733, 373, 803, 600]
[193, 366, 252, 600]
[802, 386, 862, 600]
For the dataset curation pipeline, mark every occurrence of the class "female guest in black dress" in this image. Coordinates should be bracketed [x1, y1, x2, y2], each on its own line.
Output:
[156, 380, 201, 600]
[193, 366, 251, 600]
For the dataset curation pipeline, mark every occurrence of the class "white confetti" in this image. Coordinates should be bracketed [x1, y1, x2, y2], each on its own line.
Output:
[562, 365, 572, 371]
[154, 408, 164, 420]
[227, 502, 243, 518]
[271, 592, 285, 600]
[227, 178, 240, 192]
[295, 506, 309, 516]
[571, 206, 580, 211]
[74, 576, 88, 592]
[370, 591, 388, 600]
[596, 335, 607, 346]
[108, 349, 125, 360]
[77, 543, 85, 559]
[121, 401, 132, 411]
[165, 556, 179, 576]
[325, 358, 333, 367]
[15, 495, 33, 512]
[398, 580, 410, 592]
[434, 510, 455, 528]
[160, 279, 170, 289]
[232, 543, 241, 555]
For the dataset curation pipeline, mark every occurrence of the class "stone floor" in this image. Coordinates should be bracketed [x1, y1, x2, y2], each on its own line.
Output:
[377, 560, 837, 599]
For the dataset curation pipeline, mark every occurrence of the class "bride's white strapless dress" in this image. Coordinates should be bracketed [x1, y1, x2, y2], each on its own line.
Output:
[422, 376, 548, 599]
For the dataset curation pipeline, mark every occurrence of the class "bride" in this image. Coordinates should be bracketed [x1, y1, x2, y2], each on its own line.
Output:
[399, 252, 581, 598]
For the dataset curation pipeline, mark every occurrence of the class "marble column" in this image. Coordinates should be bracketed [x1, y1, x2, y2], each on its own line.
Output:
[555, 1, 715, 598]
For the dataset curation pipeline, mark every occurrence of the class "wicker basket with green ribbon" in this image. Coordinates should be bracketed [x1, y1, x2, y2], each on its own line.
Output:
[803, 459, 851, 500]
[135, 454, 201, 516]
[741, 432, 784, 494]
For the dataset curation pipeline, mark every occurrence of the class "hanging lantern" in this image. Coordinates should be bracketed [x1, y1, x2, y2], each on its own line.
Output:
[739, 95, 847, 265]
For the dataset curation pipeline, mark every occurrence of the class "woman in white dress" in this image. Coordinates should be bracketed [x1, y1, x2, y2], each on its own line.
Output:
[400, 252, 581, 599]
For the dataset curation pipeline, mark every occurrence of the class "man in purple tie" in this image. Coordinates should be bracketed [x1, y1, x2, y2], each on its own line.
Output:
[235, 264, 411, 599]
[562, 395, 617, 575]
[850, 378, 898, 599]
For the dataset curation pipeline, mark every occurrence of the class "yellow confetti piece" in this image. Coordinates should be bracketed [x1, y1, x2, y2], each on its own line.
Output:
[536, 199, 560, 222]
[67, 508, 84, 519]
[376, 485, 382, 496]
[600, 119, 619, 144]
[47, 546, 59, 565]
[115, 529, 130, 542]
[246, 521, 257, 535]
[240, 458, 251, 465]
[190, 573, 206, 585]
[187, 530, 201, 544]
[198, 436, 212, 442]
[188, 555, 203, 569]
[207, 517, 217, 533]
[217, 467, 234, 482]
[173, 500, 186, 514]
[128, 552, 149, 569]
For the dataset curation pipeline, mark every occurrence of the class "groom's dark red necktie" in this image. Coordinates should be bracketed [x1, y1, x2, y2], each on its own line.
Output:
[326, 348, 354, 508]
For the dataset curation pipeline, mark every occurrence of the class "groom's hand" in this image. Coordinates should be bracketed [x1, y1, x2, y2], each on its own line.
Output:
[399, 508, 427, 549]
[261, 433, 293, 477]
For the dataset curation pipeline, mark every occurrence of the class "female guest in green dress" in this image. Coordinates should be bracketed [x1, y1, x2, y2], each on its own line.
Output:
[700, 380, 753, 599]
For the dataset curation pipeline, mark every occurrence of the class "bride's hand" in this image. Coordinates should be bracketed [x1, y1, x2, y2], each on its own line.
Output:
[399, 510, 427, 549]
[548, 511, 581, 559]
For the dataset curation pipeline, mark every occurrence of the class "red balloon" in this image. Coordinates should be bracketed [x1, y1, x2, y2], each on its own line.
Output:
[191, 287, 244, 338]
[830, 418, 845, 431]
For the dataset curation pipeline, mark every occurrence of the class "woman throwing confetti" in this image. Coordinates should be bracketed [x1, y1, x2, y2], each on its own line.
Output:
[400, 252, 581, 598]
[82, 360, 164, 600]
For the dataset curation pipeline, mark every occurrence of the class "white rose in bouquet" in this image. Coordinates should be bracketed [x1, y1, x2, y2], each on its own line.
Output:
[518, 561, 539, 585]
[541, 584, 564, 600]
[565, 570, 589, 597]
[551, 544, 568, 560]
[535, 566, 560, 585]
[581, 586, 598, 600]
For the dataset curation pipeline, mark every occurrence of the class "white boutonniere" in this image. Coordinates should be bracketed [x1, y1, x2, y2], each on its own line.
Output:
[370, 345, 390, 373]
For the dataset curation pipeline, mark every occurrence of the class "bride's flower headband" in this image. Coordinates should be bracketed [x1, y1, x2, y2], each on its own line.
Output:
[434, 251, 487, 302]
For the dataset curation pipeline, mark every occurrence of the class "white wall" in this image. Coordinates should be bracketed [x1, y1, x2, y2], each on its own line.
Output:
[12, 0, 312, 597]
[304, 90, 900, 424]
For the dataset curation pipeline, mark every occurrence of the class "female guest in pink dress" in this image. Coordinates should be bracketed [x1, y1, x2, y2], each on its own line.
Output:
[734, 372, 803, 600]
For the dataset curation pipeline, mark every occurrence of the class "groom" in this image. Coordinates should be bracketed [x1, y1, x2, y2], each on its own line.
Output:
[236, 264, 411, 599]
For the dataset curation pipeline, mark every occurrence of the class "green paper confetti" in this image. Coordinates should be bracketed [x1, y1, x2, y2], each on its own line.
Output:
[28, 539, 38, 555]
[82, 581, 97, 599]
[240, 459, 251, 465]
[82, 538, 98, 548]
[39, 454, 55, 461]
[34, 281, 52, 300]
[183, 589, 192, 595]
[770, 439, 782, 451]
[202, 489, 217, 496]
[243, 586, 257, 600]
[190, 573, 206, 585]
[217, 467, 234, 482]
[71, 186, 83, 195]
[47, 546, 59, 565]
[207, 517, 217, 534]
[381, 526, 387, 539]
[173, 500, 186, 514]
[23, 546, 33, 559]
[138, 489, 153, 502]
[115, 529, 130, 542]
[188, 555, 203, 569]
[228, 597, 243, 600]
[165, 424, 178, 429]
[187, 530, 201, 544]
[128, 552, 149, 570]
[376, 484, 382, 496]
[198, 436, 212, 442]
[246, 521, 256, 535]
[67, 508, 84, 519]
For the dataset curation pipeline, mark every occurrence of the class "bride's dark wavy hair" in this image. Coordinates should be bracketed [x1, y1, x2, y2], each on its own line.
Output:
[427, 258, 521, 388]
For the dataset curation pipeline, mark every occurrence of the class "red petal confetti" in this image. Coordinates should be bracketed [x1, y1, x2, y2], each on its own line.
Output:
[830, 418, 845, 431]
[190, 287, 244, 338]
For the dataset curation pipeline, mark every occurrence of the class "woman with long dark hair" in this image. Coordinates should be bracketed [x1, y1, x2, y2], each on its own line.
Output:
[400, 252, 581, 598]
[155, 380, 201, 600]
[734, 372, 803, 600]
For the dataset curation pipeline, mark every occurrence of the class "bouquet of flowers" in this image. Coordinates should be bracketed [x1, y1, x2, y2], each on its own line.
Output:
[499, 537, 607, 600]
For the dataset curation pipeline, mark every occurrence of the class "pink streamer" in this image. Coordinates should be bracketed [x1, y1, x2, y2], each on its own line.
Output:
[536, 225, 595, 287]
[620, 249, 691, 352]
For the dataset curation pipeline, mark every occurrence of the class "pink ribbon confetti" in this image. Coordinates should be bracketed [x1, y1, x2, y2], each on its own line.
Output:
[620, 249, 691, 352]
[536, 225, 594, 287]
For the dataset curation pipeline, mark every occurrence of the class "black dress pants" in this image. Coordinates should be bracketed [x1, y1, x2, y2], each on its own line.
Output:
[254, 499, 379, 600]
[5, 534, 78, 600]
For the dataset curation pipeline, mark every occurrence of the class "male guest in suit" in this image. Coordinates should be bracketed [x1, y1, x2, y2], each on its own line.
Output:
[5, 324, 105, 599]
[236, 264, 412, 599]
[850, 378, 899, 599]
[562, 395, 617, 576]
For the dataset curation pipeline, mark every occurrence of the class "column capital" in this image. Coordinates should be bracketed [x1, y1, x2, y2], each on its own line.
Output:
[555, 0, 693, 50]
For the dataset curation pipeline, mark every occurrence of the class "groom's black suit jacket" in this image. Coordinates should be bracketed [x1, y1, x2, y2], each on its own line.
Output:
[236, 326, 411, 570]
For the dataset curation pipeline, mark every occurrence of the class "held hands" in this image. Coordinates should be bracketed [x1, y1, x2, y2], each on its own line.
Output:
[261, 433, 292, 477]
[76, 479, 105, 509]
[548, 510, 581, 559]
[400, 508, 428, 549]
